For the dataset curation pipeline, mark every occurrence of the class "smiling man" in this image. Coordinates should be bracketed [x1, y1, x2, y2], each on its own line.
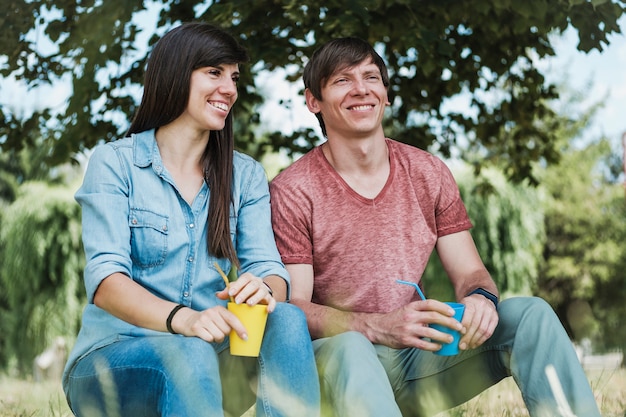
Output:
[269, 37, 600, 417]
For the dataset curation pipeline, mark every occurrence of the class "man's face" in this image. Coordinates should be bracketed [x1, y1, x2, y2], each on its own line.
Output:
[306, 59, 389, 139]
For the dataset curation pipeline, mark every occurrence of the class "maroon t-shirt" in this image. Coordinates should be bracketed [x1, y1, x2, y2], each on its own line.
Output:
[270, 139, 472, 314]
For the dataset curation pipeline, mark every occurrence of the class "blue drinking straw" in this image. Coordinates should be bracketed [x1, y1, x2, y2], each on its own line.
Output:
[396, 279, 427, 300]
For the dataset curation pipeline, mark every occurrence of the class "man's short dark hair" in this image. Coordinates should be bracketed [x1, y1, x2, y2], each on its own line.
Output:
[303, 37, 389, 100]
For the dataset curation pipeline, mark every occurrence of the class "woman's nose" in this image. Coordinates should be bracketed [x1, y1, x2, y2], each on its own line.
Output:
[219, 78, 237, 96]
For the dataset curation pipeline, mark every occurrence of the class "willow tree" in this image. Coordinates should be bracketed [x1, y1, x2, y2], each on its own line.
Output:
[422, 166, 545, 301]
[0, 181, 85, 374]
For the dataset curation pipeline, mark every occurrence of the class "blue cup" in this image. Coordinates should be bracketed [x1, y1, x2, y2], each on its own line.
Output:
[430, 302, 465, 356]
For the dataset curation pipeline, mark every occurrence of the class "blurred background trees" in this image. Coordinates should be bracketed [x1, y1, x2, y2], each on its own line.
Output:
[1, 0, 625, 374]
[2, 0, 623, 180]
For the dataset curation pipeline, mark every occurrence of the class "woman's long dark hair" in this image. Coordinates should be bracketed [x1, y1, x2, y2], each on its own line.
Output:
[127, 22, 248, 268]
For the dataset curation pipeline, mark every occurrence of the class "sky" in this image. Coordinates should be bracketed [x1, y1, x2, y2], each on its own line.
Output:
[2, 14, 626, 155]
[538, 16, 626, 145]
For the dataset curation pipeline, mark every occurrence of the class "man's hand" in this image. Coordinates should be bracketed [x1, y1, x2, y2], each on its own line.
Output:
[364, 300, 465, 351]
[458, 294, 499, 350]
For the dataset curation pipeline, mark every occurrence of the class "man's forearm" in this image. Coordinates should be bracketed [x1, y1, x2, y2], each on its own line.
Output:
[453, 270, 499, 303]
[290, 298, 377, 340]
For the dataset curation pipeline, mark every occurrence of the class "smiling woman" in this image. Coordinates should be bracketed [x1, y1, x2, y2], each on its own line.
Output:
[61, 22, 321, 417]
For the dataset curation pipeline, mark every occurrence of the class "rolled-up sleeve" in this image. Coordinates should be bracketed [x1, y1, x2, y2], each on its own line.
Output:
[75, 145, 133, 302]
[233, 155, 290, 293]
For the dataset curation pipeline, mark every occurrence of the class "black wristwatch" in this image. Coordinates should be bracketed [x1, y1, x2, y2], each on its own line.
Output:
[466, 288, 498, 308]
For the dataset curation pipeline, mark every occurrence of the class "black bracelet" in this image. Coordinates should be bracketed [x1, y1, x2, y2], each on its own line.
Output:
[166, 304, 186, 334]
[262, 282, 274, 297]
[466, 288, 499, 308]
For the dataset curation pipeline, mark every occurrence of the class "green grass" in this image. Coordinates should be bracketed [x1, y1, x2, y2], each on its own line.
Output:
[434, 368, 626, 417]
[1, 369, 624, 416]
[0, 376, 72, 417]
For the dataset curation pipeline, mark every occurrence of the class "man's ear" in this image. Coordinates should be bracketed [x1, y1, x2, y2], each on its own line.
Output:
[305, 89, 321, 114]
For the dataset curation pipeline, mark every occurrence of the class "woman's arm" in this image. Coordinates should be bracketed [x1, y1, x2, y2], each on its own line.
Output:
[94, 272, 248, 342]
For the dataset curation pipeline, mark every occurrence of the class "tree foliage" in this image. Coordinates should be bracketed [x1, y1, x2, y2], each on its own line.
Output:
[537, 139, 626, 352]
[0, 181, 85, 374]
[1, 0, 624, 183]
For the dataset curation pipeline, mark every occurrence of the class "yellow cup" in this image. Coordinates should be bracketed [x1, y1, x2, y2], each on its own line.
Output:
[227, 303, 268, 357]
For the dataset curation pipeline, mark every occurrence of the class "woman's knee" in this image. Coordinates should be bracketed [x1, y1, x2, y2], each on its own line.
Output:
[67, 337, 223, 416]
[264, 302, 309, 336]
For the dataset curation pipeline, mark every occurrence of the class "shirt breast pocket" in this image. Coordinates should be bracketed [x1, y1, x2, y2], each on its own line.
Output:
[129, 209, 169, 268]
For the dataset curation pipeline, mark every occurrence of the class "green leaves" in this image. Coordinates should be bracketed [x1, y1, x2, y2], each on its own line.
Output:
[537, 138, 626, 344]
[0, 0, 624, 181]
[0, 182, 85, 374]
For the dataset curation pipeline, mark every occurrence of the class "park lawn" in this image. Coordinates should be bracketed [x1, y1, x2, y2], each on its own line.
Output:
[435, 368, 625, 417]
[0, 375, 71, 416]
[1, 368, 624, 417]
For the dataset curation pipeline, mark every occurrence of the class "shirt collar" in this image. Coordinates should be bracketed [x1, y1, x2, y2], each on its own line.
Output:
[132, 129, 161, 169]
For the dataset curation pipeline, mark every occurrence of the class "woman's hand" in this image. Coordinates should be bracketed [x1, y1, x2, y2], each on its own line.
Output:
[170, 305, 248, 343]
[216, 272, 276, 312]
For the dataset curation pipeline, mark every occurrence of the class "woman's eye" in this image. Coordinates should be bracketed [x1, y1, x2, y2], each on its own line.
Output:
[208, 69, 221, 76]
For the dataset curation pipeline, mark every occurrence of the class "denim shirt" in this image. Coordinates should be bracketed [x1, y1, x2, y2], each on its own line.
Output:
[63, 129, 289, 386]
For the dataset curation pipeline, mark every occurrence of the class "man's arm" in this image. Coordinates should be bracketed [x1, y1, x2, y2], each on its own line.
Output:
[286, 264, 365, 340]
[286, 264, 462, 351]
[436, 230, 500, 350]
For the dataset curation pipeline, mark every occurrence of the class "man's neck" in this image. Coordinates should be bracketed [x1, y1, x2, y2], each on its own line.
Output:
[322, 135, 390, 199]
[322, 134, 388, 174]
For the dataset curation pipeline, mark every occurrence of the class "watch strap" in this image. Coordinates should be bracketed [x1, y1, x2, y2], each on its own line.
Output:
[466, 287, 498, 308]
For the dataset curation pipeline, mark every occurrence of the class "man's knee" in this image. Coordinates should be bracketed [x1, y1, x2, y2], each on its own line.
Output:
[497, 296, 565, 339]
[314, 331, 376, 372]
[499, 297, 555, 321]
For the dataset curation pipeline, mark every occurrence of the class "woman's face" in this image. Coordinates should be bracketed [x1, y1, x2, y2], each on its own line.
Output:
[181, 63, 240, 132]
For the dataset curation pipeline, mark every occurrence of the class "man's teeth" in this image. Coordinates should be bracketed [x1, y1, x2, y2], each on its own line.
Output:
[351, 105, 372, 111]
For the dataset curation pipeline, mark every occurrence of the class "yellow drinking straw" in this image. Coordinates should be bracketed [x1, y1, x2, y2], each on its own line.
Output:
[214, 262, 235, 303]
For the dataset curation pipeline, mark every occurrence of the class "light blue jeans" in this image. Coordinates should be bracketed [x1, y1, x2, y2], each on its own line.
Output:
[65, 303, 320, 417]
[313, 297, 601, 417]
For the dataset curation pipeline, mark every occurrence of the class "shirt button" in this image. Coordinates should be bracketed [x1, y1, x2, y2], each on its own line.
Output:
[162, 225, 167, 231]
[132, 219, 137, 225]
[188, 257, 194, 262]
[183, 292, 189, 297]
[189, 223, 194, 229]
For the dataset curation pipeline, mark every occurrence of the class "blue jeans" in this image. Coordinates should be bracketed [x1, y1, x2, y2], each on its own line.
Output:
[313, 297, 601, 417]
[65, 303, 320, 417]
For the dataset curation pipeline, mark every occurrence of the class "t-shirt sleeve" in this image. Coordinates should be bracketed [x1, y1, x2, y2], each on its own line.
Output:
[433, 159, 473, 237]
[269, 175, 314, 265]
